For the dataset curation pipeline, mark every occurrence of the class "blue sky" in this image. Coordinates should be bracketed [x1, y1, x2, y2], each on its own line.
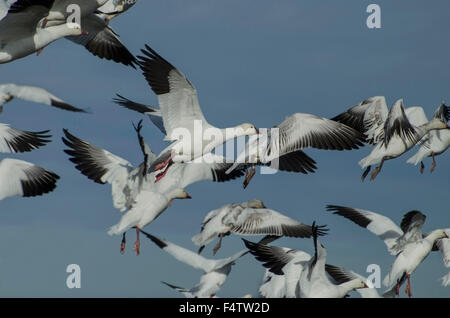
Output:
[0, 0, 449, 297]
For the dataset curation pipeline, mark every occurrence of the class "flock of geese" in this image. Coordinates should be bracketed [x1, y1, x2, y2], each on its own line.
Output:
[1, 0, 449, 298]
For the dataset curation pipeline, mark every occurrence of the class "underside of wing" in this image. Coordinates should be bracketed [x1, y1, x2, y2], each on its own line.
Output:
[0, 124, 51, 153]
[0, 158, 59, 200]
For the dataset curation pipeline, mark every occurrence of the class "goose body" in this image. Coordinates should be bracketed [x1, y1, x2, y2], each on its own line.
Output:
[136, 44, 258, 179]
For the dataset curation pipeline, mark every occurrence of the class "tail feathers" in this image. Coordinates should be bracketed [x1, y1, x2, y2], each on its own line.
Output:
[191, 233, 203, 246]
[107, 223, 128, 236]
[358, 156, 372, 168]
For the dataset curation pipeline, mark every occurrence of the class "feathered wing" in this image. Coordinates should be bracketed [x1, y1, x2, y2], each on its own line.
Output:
[0, 84, 86, 112]
[0, 123, 51, 153]
[326, 205, 404, 255]
[228, 208, 320, 238]
[140, 230, 225, 273]
[137, 44, 211, 140]
[62, 129, 138, 211]
[383, 99, 418, 146]
[66, 14, 136, 67]
[433, 103, 450, 122]
[331, 96, 388, 145]
[113, 94, 166, 135]
[0, 158, 59, 200]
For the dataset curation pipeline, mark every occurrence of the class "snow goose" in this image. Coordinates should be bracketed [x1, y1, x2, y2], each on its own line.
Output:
[407, 103, 450, 173]
[62, 123, 152, 213]
[107, 187, 191, 255]
[327, 205, 450, 296]
[113, 94, 319, 188]
[193, 199, 327, 255]
[243, 239, 312, 298]
[325, 264, 396, 298]
[136, 44, 259, 181]
[383, 228, 448, 297]
[0, 1, 86, 64]
[0, 158, 59, 200]
[0, 84, 86, 113]
[140, 230, 248, 298]
[225, 113, 365, 188]
[332, 97, 448, 180]
[65, 0, 137, 67]
[298, 223, 367, 298]
[0, 124, 51, 153]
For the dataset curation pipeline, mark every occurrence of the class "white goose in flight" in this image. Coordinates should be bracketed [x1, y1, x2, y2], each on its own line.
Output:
[0, 84, 86, 113]
[193, 199, 328, 255]
[332, 97, 448, 180]
[407, 103, 450, 173]
[327, 205, 450, 296]
[0, 1, 86, 64]
[225, 112, 365, 188]
[141, 230, 248, 298]
[136, 44, 259, 181]
[113, 94, 319, 187]
[62, 123, 248, 254]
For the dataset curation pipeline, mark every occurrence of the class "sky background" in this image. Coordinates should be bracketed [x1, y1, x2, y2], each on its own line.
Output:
[0, 0, 449, 298]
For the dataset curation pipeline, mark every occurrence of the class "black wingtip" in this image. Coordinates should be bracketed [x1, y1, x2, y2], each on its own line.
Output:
[139, 229, 167, 249]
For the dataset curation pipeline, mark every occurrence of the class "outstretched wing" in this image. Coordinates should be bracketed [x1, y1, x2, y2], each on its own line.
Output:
[0, 158, 59, 200]
[0, 123, 50, 153]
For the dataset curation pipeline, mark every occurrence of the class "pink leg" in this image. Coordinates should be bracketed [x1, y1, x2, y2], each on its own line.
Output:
[154, 152, 175, 171]
[120, 233, 126, 254]
[155, 162, 172, 182]
[133, 227, 140, 256]
[405, 274, 412, 297]
[430, 153, 436, 173]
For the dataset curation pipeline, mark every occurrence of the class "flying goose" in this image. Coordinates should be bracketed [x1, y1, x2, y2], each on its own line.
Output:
[0, 1, 86, 64]
[298, 223, 368, 298]
[0, 84, 86, 113]
[136, 44, 259, 181]
[243, 239, 312, 298]
[225, 113, 365, 188]
[407, 103, 450, 173]
[0, 158, 59, 200]
[112, 94, 318, 188]
[327, 205, 450, 296]
[140, 230, 248, 298]
[332, 97, 448, 180]
[65, 0, 138, 67]
[193, 199, 328, 255]
[107, 187, 191, 255]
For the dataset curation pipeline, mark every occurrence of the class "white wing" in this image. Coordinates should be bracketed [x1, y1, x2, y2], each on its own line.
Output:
[0, 0, 17, 21]
[62, 129, 139, 211]
[0, 158, 59, 200]
[383, 99, 418, 146]
[327, 205, 404, 255]
[137, 45, 211, 141]
[141, 231, 244, 273]
[0, 84, 85, 112]
[405, 106, 428, 127]
[0, 123, 51, 153]
[332, 96, 388, 145]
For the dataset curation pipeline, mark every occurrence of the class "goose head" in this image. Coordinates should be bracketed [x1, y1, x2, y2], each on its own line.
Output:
[237, 123, 259, 136]
[168, 188, 192, 205]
